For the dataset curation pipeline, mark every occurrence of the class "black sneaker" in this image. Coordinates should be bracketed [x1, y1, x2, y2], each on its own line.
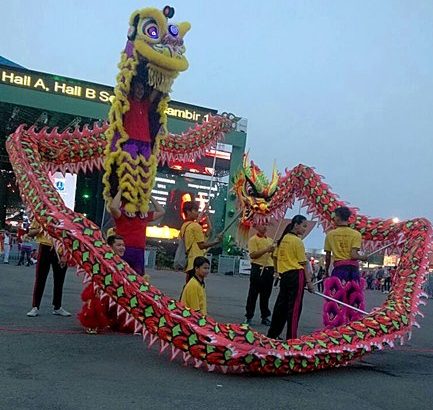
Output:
[261, 318, 271, 326]
[242, 318, 252, 325]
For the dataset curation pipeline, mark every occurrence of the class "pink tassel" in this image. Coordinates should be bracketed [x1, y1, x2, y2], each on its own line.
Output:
[182, 352, 191, 365]
[160, 340, 169, 354]
[194, 359, 203, 368]
[148, 334, 158, 348]
[133, 321, 143, 334]
[124, 314, 135, 326]
[170, 346, 181, 361]
[116, 305, 124, 318]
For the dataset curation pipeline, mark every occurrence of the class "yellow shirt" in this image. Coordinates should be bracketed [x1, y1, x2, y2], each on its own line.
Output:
[248, 234, 273, 267]
[276, 233, 307, 273]
[180, 221, 205, 271]
[324, 226, 362, 261]
[30, 221, 53, 247]
[181, 277, 207, 315]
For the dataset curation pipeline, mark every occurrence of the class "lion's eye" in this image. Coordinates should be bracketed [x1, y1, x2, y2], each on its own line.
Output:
[141, 19, 160, 40]
[168, 24, 179, 37]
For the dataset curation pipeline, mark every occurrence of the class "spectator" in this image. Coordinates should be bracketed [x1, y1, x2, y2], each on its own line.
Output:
[383, 268, 391, 293]
[17, 234, 33, 266]
[317, 266, 325, 292]
[2, 227, 11, 264]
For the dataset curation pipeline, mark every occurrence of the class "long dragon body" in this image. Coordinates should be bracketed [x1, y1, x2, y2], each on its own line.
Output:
[7, 129, 432, 374]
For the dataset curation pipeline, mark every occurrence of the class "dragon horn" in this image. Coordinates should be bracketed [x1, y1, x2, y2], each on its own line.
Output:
[243, 151, 249, 168]
[268, 161, 279, 195]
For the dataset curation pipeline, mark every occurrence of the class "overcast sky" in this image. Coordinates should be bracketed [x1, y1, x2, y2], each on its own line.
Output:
[2, 0, 433, 248]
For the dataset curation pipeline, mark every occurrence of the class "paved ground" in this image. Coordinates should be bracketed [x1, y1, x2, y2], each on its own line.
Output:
[1, 263, 432, 410]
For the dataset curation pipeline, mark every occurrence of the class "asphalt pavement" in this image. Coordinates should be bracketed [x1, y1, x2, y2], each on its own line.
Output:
[1, 263, 432, 410]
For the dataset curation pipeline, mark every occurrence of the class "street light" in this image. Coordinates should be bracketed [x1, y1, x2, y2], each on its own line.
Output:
[392, 217, 399, 224]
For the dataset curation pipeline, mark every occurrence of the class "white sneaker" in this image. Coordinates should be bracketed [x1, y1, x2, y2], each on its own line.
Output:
[27, 307, 39, 317]
[52, 307, 71, 317]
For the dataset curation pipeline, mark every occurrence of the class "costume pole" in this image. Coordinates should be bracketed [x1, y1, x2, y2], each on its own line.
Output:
[220, 210, 243, 235]
[101, 205, 107, 231]
[207, 146, 218, 198]
[198, 146, 218, 224]
[367, 242, 394, 258]
[313, 291, 368, 315]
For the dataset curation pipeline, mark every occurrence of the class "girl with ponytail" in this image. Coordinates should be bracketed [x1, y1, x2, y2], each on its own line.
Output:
[267, 215, 314, 340]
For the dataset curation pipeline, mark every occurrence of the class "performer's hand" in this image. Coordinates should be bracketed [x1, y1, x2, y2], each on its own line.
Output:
[267, 244, 276, 253]
[306, 281, 315, 293]
[59, 256, 67, 269]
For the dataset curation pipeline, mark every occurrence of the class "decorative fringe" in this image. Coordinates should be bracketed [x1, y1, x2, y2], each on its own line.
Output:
[147, 63, 177, 94]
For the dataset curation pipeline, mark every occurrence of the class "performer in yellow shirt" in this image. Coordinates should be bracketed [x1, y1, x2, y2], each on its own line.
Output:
[323, 206, 368, 327]
[26, 220, 70, 317]
[180, 256, 210, 315]
[179, 201, 222, 281]
[244, 224, 275, 326]
[267, 215, 314, 340]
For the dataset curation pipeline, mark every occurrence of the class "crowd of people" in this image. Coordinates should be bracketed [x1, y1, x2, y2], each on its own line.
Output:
[0, 227, 38, 266]
[362, 267, 394, 293]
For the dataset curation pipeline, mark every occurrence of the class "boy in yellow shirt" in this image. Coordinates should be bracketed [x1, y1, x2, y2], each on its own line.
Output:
[180, 256, 209, 315]
[180, 202, 222, 281]
[323, 206, 368, 326]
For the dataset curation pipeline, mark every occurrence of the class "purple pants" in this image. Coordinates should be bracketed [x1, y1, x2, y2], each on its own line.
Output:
[111, 133, 152, 160]
[331, 265, 360, 283]
[123, 246, 145, 276]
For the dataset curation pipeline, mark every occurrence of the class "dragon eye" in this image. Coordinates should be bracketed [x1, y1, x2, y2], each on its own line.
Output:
[245, 181, 255, 196]
[168, 24, 179, 37]
[141, 19, 160, 40]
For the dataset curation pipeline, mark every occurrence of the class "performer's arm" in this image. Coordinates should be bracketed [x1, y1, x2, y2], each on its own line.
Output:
[109, 190, 122, 219]
[302, 261, 314, 293]
[191, 223, 222, 250]
[149, 196, 165, 220]
[350, 247, 368, 262]
[197, 234, 223, 250]
[249, 245, 274, 260]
